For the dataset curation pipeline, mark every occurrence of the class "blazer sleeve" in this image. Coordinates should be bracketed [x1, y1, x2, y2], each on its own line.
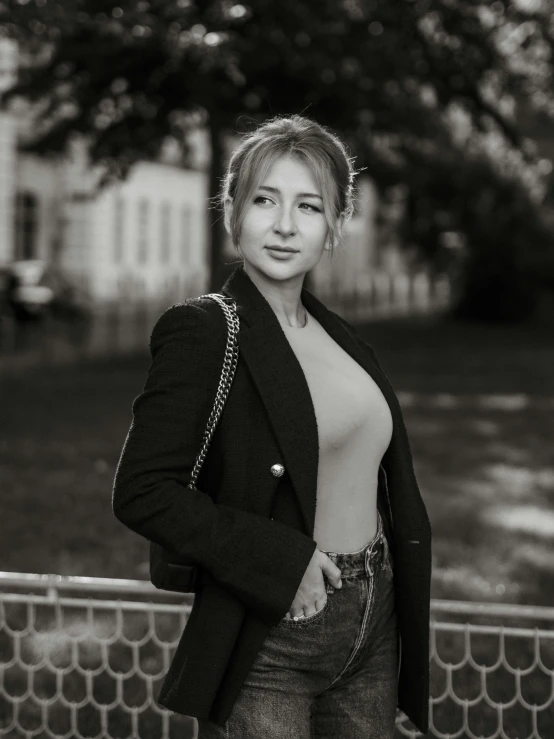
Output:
[112, 300, 317, 626]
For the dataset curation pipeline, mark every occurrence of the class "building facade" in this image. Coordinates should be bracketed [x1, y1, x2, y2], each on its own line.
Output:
[0, 37, 421, 317]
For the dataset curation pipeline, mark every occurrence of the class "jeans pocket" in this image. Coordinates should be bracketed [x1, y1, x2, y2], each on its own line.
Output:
[279, 597, 330, 627]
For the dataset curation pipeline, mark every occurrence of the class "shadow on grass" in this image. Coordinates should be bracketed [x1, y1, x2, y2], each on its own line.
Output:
[1, 314, 553, 608]
[403, 402, 554, 606]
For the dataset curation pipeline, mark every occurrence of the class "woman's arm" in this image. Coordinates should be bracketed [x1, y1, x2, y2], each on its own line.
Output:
[112, 300, 317, 626]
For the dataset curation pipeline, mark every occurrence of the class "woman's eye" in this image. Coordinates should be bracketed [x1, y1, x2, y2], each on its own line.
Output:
[254, 196, 273, 205]
[300, 202, 322, 213]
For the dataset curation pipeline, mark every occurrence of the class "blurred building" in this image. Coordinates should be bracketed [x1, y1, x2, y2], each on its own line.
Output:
[0, 38, 209, 306]
[0, 37, 417, 313]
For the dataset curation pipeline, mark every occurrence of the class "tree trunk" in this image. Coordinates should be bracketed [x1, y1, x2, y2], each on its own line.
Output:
[208, 117, 226, 292]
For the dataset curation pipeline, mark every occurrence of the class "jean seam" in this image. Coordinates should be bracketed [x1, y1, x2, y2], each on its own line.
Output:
[321, 566, 376, 693]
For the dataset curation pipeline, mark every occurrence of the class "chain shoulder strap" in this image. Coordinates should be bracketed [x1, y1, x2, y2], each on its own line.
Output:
[188, 293, 240, 488]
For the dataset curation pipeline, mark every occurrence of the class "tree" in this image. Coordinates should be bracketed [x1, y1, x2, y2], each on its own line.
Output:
[3, 0, 554, 316]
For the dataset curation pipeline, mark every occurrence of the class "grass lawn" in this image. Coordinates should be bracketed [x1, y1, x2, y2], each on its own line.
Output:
[2, 313, 553, 607]
[357, 315, 554, 607]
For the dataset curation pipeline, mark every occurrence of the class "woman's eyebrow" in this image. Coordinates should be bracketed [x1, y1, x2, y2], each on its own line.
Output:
[259, 185, 323, 199]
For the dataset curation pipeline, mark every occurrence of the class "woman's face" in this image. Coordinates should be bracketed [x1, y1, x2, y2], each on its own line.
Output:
[228, 155, 333, 287]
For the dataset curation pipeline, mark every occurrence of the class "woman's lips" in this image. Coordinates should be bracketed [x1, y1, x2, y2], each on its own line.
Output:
[266, 246, 298, 257]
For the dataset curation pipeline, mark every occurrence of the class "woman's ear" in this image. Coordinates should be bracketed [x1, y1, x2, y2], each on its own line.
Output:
[223, 197, 233, 235]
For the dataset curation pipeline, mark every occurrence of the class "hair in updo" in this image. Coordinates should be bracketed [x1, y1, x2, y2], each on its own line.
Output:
[220, 115, 357, 254]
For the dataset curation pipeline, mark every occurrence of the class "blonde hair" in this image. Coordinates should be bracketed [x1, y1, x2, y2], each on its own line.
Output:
[220, 115, 357, 255]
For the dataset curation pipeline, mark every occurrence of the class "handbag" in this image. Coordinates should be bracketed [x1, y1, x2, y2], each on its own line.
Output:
[149, 293, 240, 593]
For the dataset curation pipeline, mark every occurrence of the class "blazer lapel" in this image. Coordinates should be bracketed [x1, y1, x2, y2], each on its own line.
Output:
[220, 263, 395, 536]
[221, 264, 318, 533]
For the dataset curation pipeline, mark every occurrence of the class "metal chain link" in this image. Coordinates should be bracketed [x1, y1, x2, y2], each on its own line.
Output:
[188, 293, 240, 488]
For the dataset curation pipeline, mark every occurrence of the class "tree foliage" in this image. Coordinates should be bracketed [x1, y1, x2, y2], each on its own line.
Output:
[2, 0, 554, 317]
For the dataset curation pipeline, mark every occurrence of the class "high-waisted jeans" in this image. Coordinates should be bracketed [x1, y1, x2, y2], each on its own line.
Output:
[197, 512, 398, 739]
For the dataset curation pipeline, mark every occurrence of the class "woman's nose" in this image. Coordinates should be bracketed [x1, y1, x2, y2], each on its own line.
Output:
[273, 207, 297, 237]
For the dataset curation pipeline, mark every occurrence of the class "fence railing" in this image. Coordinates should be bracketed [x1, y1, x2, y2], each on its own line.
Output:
[0, 270, 453, 373]
[1, 573, 553, 739]
[316, 270, 452, 324]
[0, 298, 170, 369]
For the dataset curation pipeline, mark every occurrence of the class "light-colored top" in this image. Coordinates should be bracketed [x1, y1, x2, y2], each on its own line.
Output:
[280, 310, 393, 552]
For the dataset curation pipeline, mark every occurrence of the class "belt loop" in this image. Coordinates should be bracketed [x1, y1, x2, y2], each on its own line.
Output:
[365, 545, 374, 578]
[380, 528, 393, 577]
[374, 510, 392, 576]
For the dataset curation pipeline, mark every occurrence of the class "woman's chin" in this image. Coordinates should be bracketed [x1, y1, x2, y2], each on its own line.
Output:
[243, 254, 320, 283]
[245, 260, 302, 281]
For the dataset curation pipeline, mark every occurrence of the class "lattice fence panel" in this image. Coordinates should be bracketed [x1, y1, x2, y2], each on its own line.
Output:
[0, 595, 195, 739]
[398, 622, 554, 738]
[1, 589, 553, 739]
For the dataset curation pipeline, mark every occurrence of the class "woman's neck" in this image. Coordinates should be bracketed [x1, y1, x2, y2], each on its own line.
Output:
[243, 263, 307, 327]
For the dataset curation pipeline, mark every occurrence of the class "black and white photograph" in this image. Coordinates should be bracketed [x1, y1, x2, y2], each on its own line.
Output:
[1, 1, 554, 737]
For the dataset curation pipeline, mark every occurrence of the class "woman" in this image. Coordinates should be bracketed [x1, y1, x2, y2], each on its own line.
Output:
[112, 115, 432, 738]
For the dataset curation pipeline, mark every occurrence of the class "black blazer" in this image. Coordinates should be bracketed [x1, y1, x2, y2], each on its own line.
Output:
[112, 263, 432, 733]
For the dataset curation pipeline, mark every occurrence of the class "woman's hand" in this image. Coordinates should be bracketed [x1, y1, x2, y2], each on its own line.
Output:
[286, 549, 342, 619]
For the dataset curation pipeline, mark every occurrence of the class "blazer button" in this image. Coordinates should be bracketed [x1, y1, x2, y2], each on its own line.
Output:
[270, 463, 285, 478]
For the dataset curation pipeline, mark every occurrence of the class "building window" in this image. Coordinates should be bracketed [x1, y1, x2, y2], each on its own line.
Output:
[181, 205, 192, 264]
[114, 195, 125, 264]
[160, 201, 171, 264]
[15, 191, 38, 260]
[137, 198, 149, 264]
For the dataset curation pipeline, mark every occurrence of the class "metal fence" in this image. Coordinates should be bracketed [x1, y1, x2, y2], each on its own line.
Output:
[0, 270, 452, 374]
[317, 270, 452, 324]
[1, 573, 553, 739]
